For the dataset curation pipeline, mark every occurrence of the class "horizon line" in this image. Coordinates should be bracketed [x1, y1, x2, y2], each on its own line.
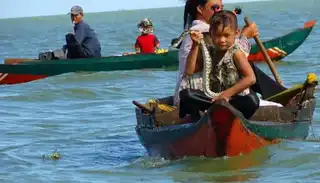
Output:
[0, 0, 270, 20]
[0, 5, 184, 20]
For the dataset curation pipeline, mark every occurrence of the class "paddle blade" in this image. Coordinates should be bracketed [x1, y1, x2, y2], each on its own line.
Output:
[4, 58, 37, 65]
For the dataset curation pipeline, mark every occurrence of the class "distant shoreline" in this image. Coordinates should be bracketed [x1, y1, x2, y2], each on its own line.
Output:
[2, 6, 183, 20]
[0, 0, 272, 20]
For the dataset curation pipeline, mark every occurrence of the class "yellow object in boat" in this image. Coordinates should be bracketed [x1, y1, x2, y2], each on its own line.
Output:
[155, 48, 168, 54]
[307, 73, 318, 85]
[147, 99, 176, 112]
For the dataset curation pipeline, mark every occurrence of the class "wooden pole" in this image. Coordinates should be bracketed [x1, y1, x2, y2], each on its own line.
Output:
[244, 17, 283, 86]
[132, 100, 153, 114]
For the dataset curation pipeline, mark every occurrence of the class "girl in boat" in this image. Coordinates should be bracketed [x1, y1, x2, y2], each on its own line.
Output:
[135, 18, 160, 54]
[173, 0, 258, 106]
[179, 10, 260, 121]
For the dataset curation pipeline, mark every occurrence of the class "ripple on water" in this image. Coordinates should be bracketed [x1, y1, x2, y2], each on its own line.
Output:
[0, 0, 319, 182]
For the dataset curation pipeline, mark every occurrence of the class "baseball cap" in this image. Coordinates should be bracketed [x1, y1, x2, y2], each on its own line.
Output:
[69, 5, 83, 15]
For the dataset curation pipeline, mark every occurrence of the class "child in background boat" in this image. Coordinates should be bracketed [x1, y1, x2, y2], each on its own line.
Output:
[135, 18, 160, 54]
[179, 10, 260, 120]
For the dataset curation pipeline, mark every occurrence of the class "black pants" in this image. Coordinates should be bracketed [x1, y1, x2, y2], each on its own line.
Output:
[179, 89, 260, 120]
[65, 33, 89, 59]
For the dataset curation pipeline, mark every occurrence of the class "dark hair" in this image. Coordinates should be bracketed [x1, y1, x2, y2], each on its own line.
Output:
[183, 0, 208, 29]
[209, 10, 238, 33]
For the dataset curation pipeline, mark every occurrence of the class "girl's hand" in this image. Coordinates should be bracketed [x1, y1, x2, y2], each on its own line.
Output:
[212, 92, 231, 103]
[189, 31, 203, 45]
[241, 22, 259, 39]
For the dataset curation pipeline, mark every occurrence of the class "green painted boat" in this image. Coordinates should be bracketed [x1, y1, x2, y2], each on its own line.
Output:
[171, 20, 316, 62]
[0, 20, 315, 85]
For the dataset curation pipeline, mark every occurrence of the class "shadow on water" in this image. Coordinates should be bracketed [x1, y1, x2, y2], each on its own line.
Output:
[170, 148, 272, 183]
[119, 146, 273, 183]
[117, 138, 320, 182]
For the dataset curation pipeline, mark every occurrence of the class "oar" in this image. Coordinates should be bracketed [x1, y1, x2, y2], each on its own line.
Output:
[244, 17, 283, 86]
[4, 58, 37, 64]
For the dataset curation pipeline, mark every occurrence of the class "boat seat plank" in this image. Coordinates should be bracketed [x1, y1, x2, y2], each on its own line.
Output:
[250, 106, 296, 123]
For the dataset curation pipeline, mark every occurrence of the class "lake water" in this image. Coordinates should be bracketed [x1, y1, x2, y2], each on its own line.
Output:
[0, 0, 319, 182]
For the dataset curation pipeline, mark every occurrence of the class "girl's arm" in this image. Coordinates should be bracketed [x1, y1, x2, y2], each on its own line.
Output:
[134, 38, 141, 53]
[154, 36, 160, 49]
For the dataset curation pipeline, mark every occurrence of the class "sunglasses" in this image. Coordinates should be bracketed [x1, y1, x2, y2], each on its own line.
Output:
[211, 4, 224, 13]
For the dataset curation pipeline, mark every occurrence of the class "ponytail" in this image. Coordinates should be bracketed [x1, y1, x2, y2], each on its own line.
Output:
[183, 0, 208, 29]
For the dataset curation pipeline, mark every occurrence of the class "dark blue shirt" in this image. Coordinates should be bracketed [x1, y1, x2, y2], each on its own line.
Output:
[73, 21, 101, 57]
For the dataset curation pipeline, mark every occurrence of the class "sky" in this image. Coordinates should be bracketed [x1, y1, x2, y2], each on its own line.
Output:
[0, 0, 262, 19]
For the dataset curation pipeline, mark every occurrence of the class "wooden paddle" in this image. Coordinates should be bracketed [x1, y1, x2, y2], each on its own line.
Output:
[244, 17, 283, 86]
[4, 58, 37, 65]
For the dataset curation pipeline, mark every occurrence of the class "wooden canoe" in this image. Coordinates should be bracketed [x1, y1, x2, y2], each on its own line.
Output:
[134, 65, 318, 160]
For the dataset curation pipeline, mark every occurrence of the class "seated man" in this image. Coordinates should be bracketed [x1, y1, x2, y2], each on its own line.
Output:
[64, 5, 101, 59]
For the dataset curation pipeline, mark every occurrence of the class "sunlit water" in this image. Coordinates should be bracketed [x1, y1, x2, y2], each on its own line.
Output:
[0, 0, 319, 182]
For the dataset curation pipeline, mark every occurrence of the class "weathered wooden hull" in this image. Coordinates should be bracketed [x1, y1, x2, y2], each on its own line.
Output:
[135, 96, 315, 160]
[0, 20, 315, 85]
[135, 102, 273, 159]
[134, 64, 318, 160]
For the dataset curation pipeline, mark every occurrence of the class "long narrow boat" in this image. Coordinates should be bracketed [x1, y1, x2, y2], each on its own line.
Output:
[0, 20, 315, 85]
[133, 64, 318, 160]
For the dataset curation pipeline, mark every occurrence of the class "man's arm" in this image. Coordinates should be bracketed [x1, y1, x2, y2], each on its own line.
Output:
[62, 44, 68, 52]
[74, 24, 86, 45]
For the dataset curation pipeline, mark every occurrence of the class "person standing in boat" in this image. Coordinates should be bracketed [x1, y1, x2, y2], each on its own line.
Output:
[135, 18, 160, 54]
[173, 0, 258, 105]
[179, 10, 260, 121]
[63, 5, 101, 59]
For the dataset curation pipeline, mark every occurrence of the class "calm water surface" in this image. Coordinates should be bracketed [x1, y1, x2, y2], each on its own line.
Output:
[0, 0, 319, 182]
